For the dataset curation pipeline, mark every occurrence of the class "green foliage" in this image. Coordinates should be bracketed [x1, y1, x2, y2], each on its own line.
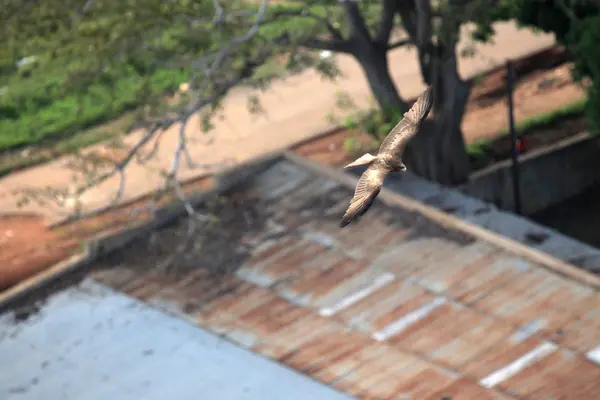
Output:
[511, 0, 600, 132]
[328, 91, 405, 155]
[0, 0, 254, 151]
[0, 66, 189, 149]
[0, 0, 510, 161]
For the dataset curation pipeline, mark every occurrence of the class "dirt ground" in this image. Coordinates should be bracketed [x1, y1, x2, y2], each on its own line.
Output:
[0, 176, 213, 291]
[0, 46, 588, 292]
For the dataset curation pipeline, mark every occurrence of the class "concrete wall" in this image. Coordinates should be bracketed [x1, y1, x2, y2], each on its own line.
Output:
[461, 132, 600, 216]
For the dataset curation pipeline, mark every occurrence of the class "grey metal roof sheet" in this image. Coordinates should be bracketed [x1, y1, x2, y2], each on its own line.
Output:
[0, 279, 351, 400]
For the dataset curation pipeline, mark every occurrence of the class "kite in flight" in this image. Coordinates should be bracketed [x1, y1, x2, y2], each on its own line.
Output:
[340, 86, 434, 228]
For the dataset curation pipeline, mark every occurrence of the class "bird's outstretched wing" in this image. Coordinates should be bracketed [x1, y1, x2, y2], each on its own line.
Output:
[378, 86, 433, 156]
[340, 163, 388, 227]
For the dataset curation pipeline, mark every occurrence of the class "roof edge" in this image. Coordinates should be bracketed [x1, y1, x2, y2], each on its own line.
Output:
[0, 151, 286, 309]
[3, 149, 597, 311]
[283, 151, 600, 291]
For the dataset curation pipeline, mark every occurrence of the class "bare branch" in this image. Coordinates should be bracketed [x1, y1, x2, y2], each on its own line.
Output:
[387, 38, 411, 50]
[397, 1, 418, 40]
[299, 36, 353, 53]
[27, 0, 274, 225]
[211, 0, 224, 25]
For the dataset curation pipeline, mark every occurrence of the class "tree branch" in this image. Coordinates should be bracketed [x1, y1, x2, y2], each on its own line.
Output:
[397, 1, 418, 40]
[300, 36, 353, 53]
[387, 38, 410, 50]
[28, 0, 274, 224]
[375, 0, 397, 45]
[266, 8, 345, 40]
[338, 0, 372, 42]
[397, 0, 436, 83]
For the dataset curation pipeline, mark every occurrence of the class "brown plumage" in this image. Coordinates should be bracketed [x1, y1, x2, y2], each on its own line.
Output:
[340, 86, 434, 228]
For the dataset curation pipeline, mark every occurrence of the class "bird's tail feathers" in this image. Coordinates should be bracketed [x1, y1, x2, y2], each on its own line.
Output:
[344, 153, 377, 169]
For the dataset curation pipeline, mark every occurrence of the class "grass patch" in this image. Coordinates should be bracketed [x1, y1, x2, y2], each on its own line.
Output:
[497, 97, 586, 137]
[0, 112, 137, 178]
[466, 98, 587, 169]
[0, 66, 189, 152]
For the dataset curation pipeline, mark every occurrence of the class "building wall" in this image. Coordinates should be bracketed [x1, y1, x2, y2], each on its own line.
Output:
[461, 132, 600, 216]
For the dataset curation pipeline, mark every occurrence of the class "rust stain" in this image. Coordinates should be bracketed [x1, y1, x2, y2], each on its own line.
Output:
[333, 347, 424, 396]
[370, 289, 435, 332]
[554, 314, 600, 354]
[400, 304, 487, 354]
[462, 335, 547, 379]
[430, 317, 516, 370]
[426, 378, 512, 400]
[504, 350, 600, 399]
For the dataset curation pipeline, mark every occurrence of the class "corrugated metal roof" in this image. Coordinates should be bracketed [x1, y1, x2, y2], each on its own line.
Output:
[0, 279, 352, 400]
[4, 156, 600, 399]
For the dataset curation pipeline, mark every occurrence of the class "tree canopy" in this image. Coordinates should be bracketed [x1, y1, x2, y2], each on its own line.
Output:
[511, 0, 600, 132]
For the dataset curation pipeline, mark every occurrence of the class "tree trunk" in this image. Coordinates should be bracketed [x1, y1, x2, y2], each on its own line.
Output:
[350, 38, 471, 185]
[355, 47, 408, 115]
[435, 63, 472, 185]
[403, 53, 472, 185]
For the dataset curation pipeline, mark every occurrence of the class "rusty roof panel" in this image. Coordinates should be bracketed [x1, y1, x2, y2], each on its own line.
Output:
[500, 349, 600, 398]
[279, 330, 369, 372]
[472, 269, 600, 340]
[334, 277, 420, 329]
[555, 311, 600, 354]
[397, 303, 486, 354]
[310, 342, 390, 384]
[473, 268, 566, 314]
[369, 238, 466, 279]
[445, 258, 528, 302]
[463, 335, 549, 380]
[242, 240, 333, 288]
[496, 348, 570, 398]
[332, 347, 426, 396]
[287, 258, 367, 301]
[19, 157, 599, 400]
[251, 313, 343, 360]
[370, 289, 437, 335]
[313, 268, 394, 313]
[290, 331, 372, 376]
[252, 161, 314, 202]
[429, 317, 515, 370]
[409, 241, 497, 288]
[387, 367, 458, 399]
[426, 379, 513, 400]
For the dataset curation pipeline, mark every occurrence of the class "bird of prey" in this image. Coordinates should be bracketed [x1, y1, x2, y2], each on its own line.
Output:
[339, 86, 434, 228]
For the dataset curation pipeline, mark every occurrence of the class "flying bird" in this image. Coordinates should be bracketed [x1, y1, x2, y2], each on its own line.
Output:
[339, 86, 434, 228]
